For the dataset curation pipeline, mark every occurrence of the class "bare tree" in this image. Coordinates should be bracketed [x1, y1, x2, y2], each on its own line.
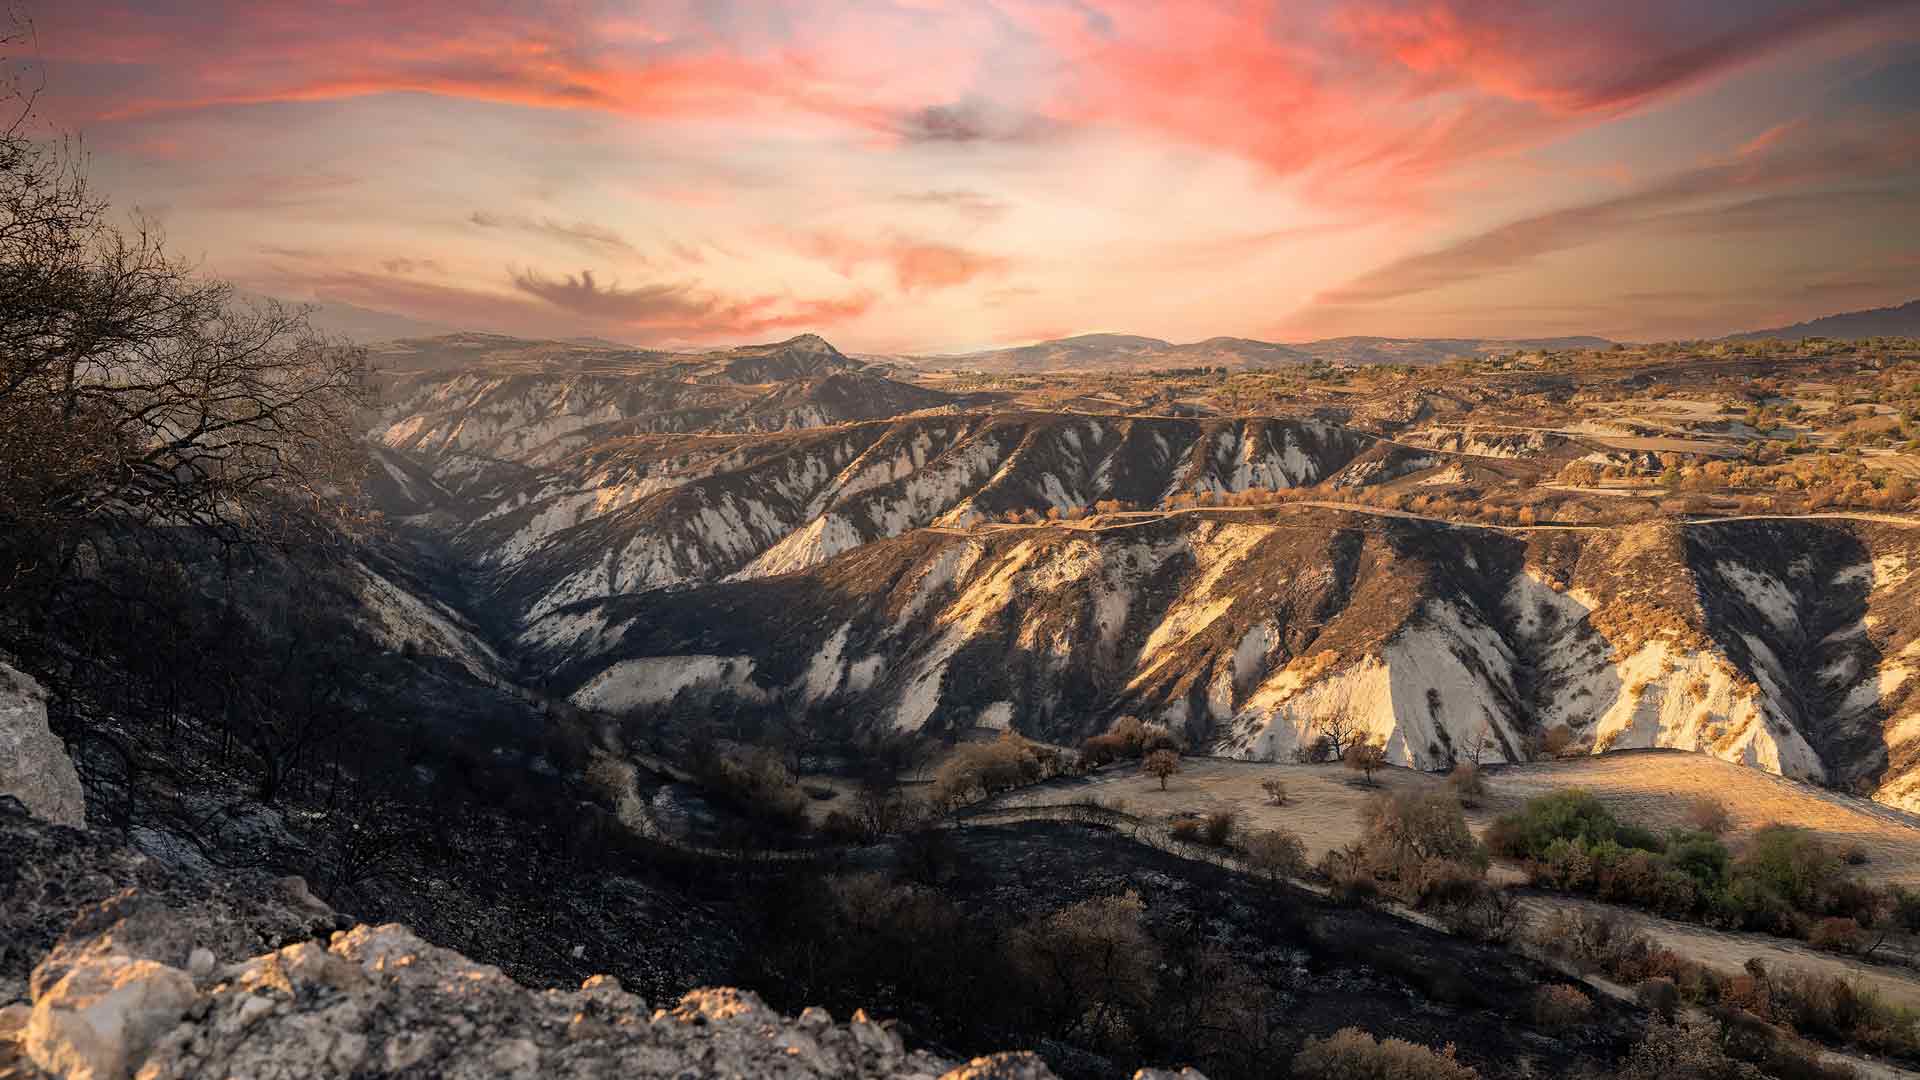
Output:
[1460, 724, 1494, 767]
[0, 36, 367, 615]
[1311, 706, 1364, 762]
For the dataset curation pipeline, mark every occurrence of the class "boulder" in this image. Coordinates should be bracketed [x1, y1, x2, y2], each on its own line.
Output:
[0, 662, 84, 828]
[23, 953, 195, 1080]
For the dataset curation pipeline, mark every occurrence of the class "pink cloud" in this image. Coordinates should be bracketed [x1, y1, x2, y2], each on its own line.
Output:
[793, 232, 1010, 292]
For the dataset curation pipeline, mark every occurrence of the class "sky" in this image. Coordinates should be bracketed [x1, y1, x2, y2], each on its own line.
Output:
[14, 0, 1920, 351]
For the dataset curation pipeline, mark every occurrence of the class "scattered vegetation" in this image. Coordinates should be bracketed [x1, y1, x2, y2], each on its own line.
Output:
[1143, 748, 1181, 790]
[1290, 1027, 1480, 1080]
[930, 732, 1067, 809]
[1537, 909, 1913, 1071]
[1344, 736, 1389, 785]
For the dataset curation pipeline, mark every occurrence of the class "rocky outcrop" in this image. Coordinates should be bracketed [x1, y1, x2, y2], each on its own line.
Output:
[0, 662, 84, 829]
[12, 910, 1061, 1080]
[0, 805, 1065, 1079]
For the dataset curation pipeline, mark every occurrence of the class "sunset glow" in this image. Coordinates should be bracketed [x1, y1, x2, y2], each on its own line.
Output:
[27, 0, 1920, 349]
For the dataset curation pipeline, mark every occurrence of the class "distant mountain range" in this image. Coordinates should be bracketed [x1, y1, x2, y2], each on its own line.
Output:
[1726, 299, 1920, 341]
[896, 332, 1615, 372]
[278, 290, 1920, 367]
[242, 293, 457, 343]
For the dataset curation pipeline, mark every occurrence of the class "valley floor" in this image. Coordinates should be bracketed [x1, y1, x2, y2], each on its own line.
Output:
[983, 750, 1920, 885]
[978, 750, 1920, 1019]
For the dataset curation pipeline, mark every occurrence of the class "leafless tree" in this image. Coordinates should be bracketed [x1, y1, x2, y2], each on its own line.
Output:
[1460, 724, 1494, 767]
[0, 26, 368, 615]
[1311, 706, 1364, 761]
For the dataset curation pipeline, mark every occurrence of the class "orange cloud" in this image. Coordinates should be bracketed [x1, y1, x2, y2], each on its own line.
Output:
[793, 232, 1010, 292]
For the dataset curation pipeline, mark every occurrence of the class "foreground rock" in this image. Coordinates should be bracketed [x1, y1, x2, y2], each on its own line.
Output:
[13, 906, 1059, 1079]
[0, 662, 84, 829]
[0, 803, 1065, 1079]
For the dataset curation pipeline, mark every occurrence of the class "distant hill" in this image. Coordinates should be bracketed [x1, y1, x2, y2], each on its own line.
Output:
[239, 292, 456, 343]
[1291, 335, 1612, 366]
[911, 332, 1608, 372]
[1727, 299, 1920, 341]
[712, 333, 866, 383]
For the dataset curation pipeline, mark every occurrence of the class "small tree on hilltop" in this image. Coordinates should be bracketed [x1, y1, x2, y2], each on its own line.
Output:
[1144, 749, 1180, 790]
[1345, 737, 1388, 786]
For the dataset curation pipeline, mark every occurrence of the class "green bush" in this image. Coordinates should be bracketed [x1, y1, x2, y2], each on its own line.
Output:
[1495, 795, 1899, 940]
[1487, 789, 1621, 859]
[1668, 831, 1733, 887]
[1733, 825, 1840, 915]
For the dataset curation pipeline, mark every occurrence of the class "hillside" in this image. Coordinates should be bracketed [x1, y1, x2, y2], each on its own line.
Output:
[1730, 300, 1920, 342]
[350, 332, 1920, 812]
[911, 333, 1613, 371]
[519, 511, 1920, 809]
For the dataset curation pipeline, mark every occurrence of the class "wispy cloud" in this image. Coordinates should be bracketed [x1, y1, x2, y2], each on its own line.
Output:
[1310, 128, 1920, 309]
[469, 211, 638, 255]
[510, 267, 875, 335]
[34, 0, 1920, 348]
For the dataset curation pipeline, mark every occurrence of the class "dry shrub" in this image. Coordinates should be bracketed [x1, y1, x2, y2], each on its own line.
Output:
[931, 732, 1058, 807]
[1686, 796, 1733, 836]
[1170, 817, 1205, 844]
[1080, 733, 1130, 768]
[1291, 1027, 1479, 1080]
[1617, 1017, 1759, 1080]
[1366, 790, 1484, 865]
[1436, 884, 1522, 944]
[1260, 778, 1289, 806]
[1202, 809, 1237, 847]
[1807, 917, 1864, 955]
[1241, 827, 1307, 881]
[1531, 984, 1594, 1029]
[702, 750, 810, 831]
[1446, 762, 1486, 808]
[1637, 977, 1681, 1019]
[819, 810, 867, 844]
[1321, 844, 1382, 907]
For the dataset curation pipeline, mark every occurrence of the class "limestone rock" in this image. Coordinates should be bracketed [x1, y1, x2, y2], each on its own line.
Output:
[24, 953, 195, 1080]
[118, 922, 1059, 1079]
[0, 662, 84, 829]
[3, 805, 1064, 1079]
[939, 1053, 1061, 1079]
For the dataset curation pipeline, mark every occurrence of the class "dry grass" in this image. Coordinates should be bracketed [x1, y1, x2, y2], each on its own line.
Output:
[985, 750, 1920, 883]
[1480, 750, 1920, 888]
[982, 749, 1920, 1013]
[984, 756, 1442, 864]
